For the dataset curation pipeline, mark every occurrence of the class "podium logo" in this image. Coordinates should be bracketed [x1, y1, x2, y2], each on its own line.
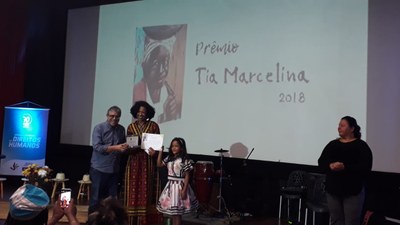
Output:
[22, 114, 32, 129]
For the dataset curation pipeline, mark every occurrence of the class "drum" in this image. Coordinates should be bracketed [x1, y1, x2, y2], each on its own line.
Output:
[194, 161, 214, 203]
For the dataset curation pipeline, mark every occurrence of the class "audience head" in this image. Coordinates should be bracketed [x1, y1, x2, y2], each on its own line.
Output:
[5, 184, 50, 225]
[88, 197, 128, 225]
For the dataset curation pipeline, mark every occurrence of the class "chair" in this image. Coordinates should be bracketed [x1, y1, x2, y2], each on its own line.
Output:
[279, 170, 308, 223]
[51, 173, 69, 199]
[0, 177, 6, 199]
[304, 173, 330, 225]
[77, 174, 91, 200]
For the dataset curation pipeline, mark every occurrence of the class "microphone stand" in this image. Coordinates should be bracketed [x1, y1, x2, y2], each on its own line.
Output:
[218, 151, 224, 213]
[215, 149, 232, 224]
[242, 148, 254, 167]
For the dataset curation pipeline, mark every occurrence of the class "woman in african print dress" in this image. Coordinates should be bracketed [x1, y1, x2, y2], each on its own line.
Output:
[124, 101, 162, 225]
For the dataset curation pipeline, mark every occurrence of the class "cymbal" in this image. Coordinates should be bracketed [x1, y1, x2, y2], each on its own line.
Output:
[214, 149, 229, 153]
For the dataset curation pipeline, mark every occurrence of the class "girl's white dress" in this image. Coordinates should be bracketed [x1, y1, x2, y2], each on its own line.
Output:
[156, 156, 199, 215]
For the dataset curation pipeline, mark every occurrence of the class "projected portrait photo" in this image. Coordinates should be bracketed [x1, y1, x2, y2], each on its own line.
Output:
[133, 24, 187, 124]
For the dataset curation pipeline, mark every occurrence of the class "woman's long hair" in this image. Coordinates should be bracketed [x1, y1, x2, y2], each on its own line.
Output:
[167, 137, 188, 161]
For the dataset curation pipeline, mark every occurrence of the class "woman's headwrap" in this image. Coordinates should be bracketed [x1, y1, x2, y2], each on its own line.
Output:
[9, 184, 49, 220]
[143, 35, 176, 64]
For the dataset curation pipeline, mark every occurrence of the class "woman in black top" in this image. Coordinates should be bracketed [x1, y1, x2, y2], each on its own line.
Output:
[318, 116, 372, 225]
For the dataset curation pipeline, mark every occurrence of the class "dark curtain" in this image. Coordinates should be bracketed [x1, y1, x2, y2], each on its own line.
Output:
[0, 0, 28, 144]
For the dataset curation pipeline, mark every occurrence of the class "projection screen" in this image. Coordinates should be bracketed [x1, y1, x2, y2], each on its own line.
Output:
[61, 0, 400, 173]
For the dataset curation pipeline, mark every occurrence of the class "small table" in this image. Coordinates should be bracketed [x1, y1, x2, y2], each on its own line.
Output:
[50, 178, 69, 199]
[21, 177, 29, 184]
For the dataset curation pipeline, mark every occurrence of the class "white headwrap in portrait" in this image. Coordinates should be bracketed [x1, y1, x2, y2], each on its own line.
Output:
[143, 35, 176, 63]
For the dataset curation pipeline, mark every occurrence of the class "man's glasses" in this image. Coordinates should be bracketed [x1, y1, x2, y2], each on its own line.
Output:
[107, 114, 120, 119]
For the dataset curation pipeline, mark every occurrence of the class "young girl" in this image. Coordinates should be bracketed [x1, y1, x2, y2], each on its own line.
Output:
[156, 137, 199, 225]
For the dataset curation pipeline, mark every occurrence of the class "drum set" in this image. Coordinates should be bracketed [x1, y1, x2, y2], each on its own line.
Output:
[194, 149, 231, 221]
